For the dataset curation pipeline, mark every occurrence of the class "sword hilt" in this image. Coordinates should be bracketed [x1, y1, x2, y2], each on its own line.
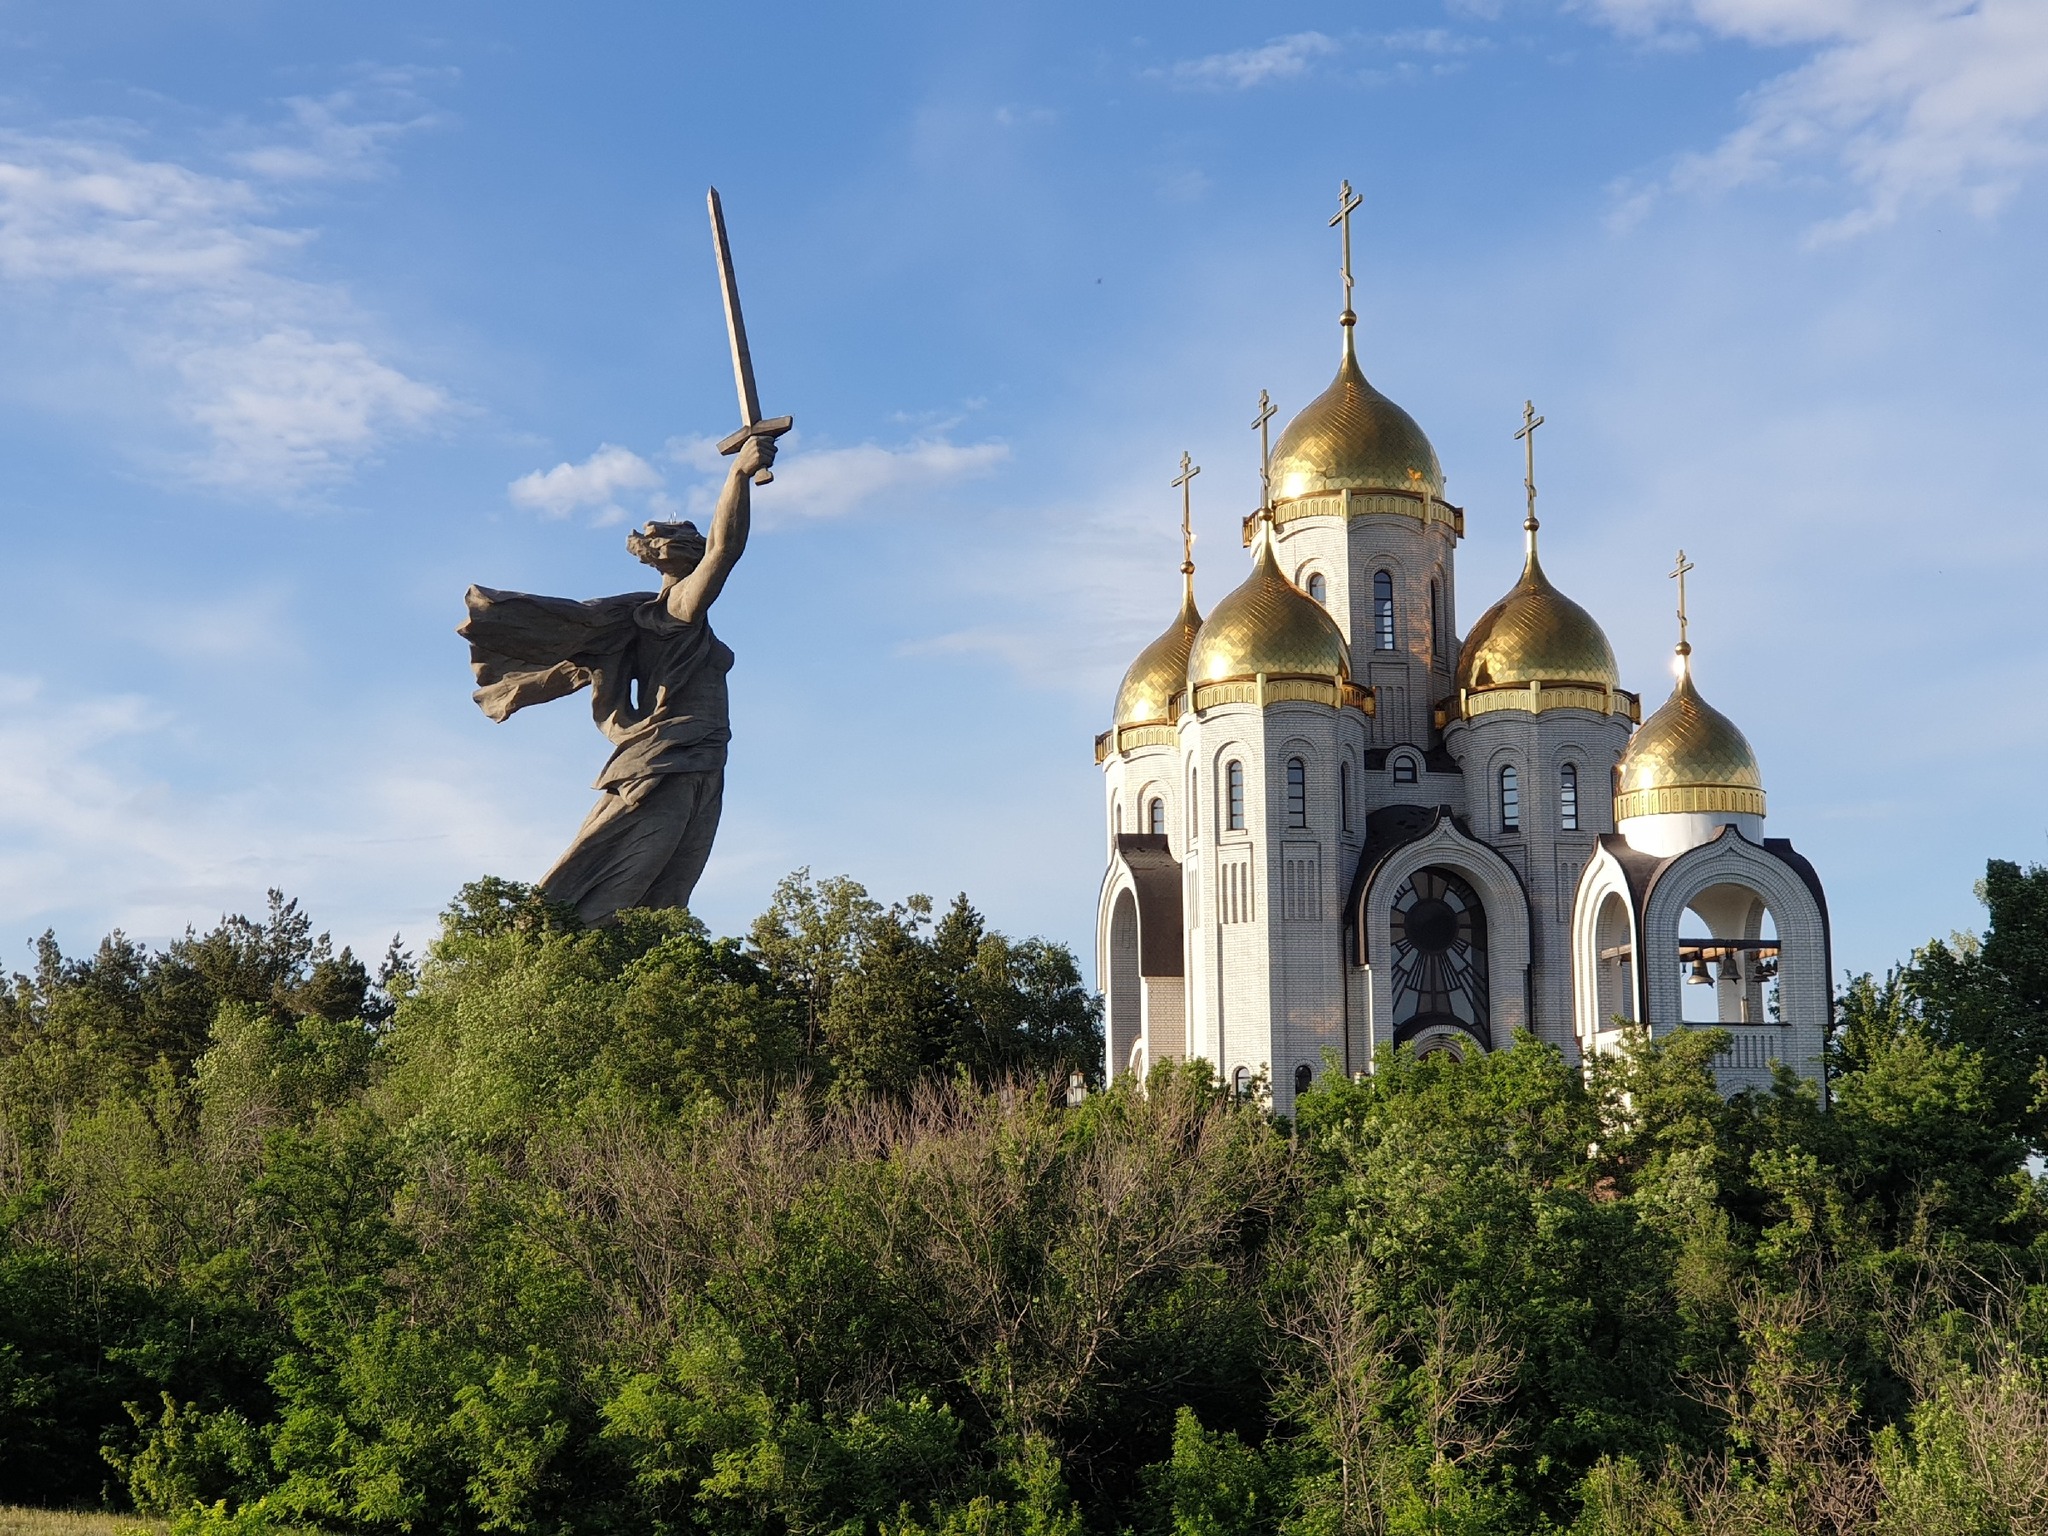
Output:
[716, 415, 793, 486]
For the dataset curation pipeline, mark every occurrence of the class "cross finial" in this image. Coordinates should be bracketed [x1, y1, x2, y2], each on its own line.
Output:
[1329, 179, 1364, 352]
[1251, 389, 1277, 511]
[1173, 451, 1201, 592]
[1513, 399, 1545, 553]
[1670, 548, 1695, 666]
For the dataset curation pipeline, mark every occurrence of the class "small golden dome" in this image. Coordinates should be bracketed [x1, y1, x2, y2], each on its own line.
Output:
[1456, 547, 1620, 699]
[1187, 532, 1348, 688]
[1615, 666, 1765, 821]
[1269, 348, 1444, 504]
[1114, 586, 1202, 725]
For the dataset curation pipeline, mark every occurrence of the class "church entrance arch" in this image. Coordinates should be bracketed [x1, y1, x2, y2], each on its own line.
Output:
[1389, 866, 1491, 1052]
[1108, 891, 1140, 1080]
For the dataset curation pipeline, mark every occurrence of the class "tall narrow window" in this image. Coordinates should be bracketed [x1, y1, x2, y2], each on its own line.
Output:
[1340, 761, 1351, 831]
[1226, 760, 1245, 831]
[1500, 765, 1520, 831]
[1149, 797, 1165, 836]
[1393, 755, 1417, 785]
[1307, 572, 1328, 604]
[1374, 570, 1395, 650]
[1286, 758, 1307, 828]
[1189, 767, 1198, 840]
[1559, 764, 1579, 832]
[1114, 800, 1122, 835]
[1429, 577, 1442, 658]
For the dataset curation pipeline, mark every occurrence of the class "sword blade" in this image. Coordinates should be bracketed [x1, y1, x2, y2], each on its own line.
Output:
[707, 186, 763, 428]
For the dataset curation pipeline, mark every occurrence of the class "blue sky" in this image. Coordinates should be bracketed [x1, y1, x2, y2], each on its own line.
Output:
[1, 0, 2044, 984]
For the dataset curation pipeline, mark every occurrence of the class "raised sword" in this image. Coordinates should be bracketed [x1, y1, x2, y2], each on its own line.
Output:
[708, 186, 792, 486]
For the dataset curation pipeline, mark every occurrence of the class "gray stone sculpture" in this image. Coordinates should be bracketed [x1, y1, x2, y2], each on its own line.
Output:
[458, 434, 776, 923]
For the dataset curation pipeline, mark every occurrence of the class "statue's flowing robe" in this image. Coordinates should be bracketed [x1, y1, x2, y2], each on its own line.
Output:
[459, 585, 733, 923]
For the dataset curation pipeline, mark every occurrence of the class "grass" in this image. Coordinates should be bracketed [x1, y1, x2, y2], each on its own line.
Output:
[0, 1511, 166, 1536]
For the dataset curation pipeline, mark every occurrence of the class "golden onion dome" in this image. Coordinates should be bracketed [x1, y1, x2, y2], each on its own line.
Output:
[1113, 585, 1202, 726]
[1187, 530, 1349, 689]
[1615, 664, 1765, 821]
[1269, 346, 1444, 504]
[1455, 545, 1621, 699]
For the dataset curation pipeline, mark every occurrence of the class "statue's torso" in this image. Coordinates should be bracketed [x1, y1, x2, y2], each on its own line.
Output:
[593, 598, 734, 789]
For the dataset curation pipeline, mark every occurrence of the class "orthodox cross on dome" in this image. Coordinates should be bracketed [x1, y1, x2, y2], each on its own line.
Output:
[1251, 389, 1277, 511]
[1670, 548, 1695, 665]
[1513, 399, 1545, 551]
[1330, 179, 1363, 344]
[1173, 450, 1201, 589]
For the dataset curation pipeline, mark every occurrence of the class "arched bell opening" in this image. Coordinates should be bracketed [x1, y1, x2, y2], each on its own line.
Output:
[1107, 890, 1141, 1080]
[1595, 891, 1636, 1026]
[1677, 882, 1779, 1027]
[1389, 866, 1492, 1052]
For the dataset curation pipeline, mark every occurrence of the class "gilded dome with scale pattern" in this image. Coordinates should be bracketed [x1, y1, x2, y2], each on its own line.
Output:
[1113, 587, 1203, 726]
[1614, 666, 1765, 820]
[1269, 349, 1444, 504]
[1455, 548, 1620, 698]
[1187, 532, 1348, 688]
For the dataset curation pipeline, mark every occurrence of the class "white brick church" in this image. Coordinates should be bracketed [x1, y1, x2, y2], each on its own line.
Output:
[1095, 190, 1831, 1112]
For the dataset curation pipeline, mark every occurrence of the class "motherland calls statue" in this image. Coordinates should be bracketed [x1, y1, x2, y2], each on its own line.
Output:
[457, 189, 791, 925]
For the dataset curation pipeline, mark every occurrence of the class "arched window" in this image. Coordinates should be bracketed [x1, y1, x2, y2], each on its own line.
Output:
[1286, 757, 1307, 828]
[1499, 764, 1520, 831]
[1340, 761, 1351, 831]
[1373, 570, 1395, 650]
[1113, 800, 1122, 835]
[1294, 1063, 1313, 1097]
[1559, 763, 1579, 832]
[1188, 766, 1198, 840]
[1232, 1065, 1250, 1097]
[1307, 572, 1328, 604]
[1393, 754, 1418, 785]
[1225, 760, 1245, 831]
[1429, 577, 1442, 658]
[1149, 797, 1165, 836]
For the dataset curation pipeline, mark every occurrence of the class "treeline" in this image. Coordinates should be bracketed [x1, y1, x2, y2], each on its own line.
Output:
[0, 864, 2044, 1535]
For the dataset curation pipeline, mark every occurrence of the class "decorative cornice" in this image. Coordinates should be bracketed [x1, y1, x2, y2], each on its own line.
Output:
[1455, 683, 1641, 723]
[1253, 485, 1465, 542]
[1614, 783, 1766, 820]
[1100, 676, 1375, 760]
[1190, 674, 1374, 716]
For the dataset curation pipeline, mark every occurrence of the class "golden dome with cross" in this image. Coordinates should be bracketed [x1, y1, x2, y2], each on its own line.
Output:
[1265, 180, 1447, 521]
[1614, 552, 1765, 820]
[1114, 452, 1207, 727]
[1453, 403, 1627, 720]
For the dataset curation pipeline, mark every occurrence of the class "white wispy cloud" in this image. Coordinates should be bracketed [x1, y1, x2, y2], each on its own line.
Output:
[0, 96, 449, 495]
[1589, 0, 2048, 238]
[1165, 31, 1341, 90]
[667, 434, 1011, 527]
[508, 443, 666, 520]
[228, 76, 445, 181]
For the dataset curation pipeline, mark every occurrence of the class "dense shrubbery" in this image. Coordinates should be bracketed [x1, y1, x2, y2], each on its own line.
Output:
[1, 862, 2046, 1534]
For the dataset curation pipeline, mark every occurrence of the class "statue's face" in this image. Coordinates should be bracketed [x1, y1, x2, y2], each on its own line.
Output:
[645, 540, 703, 578]
[629, 521, 705, 577]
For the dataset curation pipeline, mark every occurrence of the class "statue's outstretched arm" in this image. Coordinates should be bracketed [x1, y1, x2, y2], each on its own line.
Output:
[668, 435, 774, 625]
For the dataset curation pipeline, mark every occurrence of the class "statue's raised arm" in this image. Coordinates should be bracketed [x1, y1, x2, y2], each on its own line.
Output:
[666, 434, 770, 627]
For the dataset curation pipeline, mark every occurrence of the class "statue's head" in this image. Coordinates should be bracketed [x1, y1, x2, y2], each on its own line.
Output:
[627, 520, 707, 577]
